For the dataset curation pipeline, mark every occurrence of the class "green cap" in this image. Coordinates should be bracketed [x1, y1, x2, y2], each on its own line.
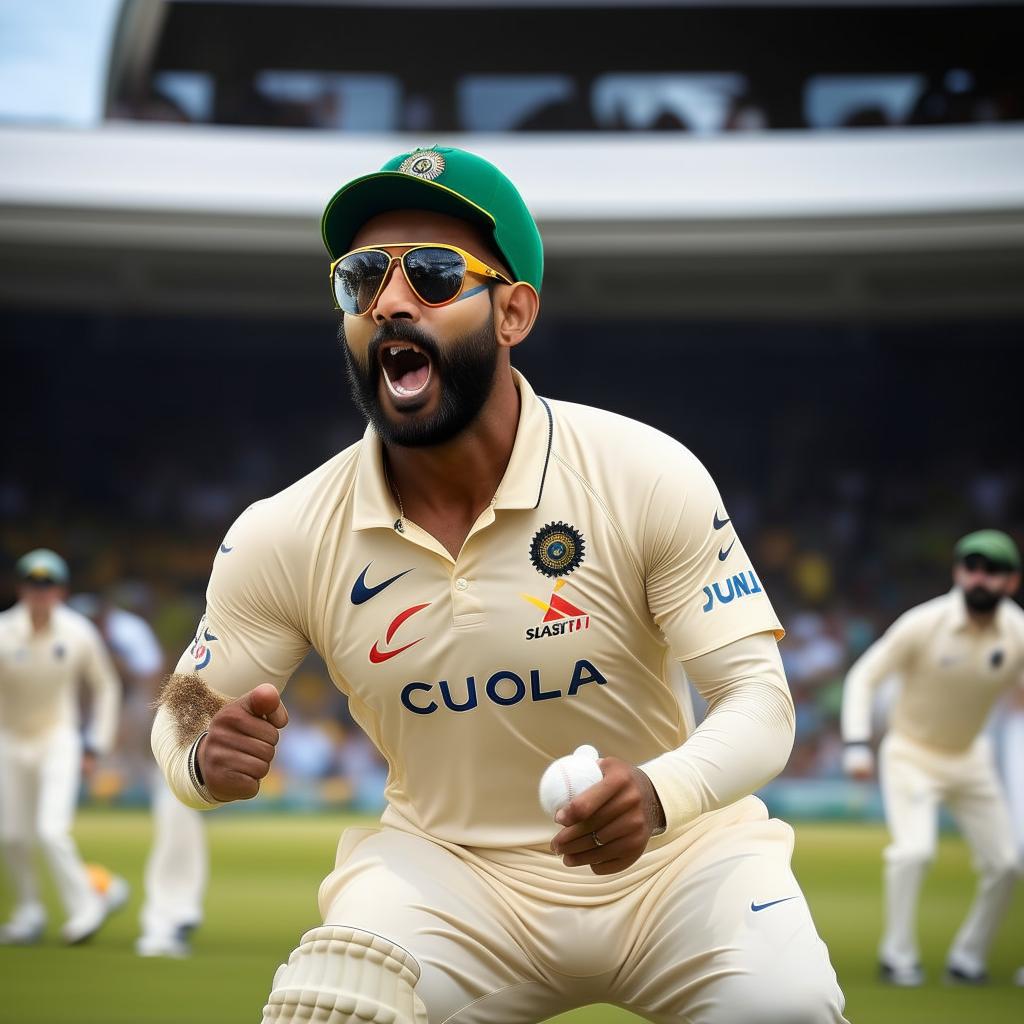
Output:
[321, 146, 543, 292]
[954, 530, 1021, 570]
[16, 548, 69, 585]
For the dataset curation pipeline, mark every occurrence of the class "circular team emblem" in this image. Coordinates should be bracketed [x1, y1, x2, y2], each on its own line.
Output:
[398, 149, 446, 181]
[530, 522, 585, 578]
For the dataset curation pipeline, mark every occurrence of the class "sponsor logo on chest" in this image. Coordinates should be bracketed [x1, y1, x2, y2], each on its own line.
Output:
[521, 579, 591, 641]
[400, 659, 606, 716]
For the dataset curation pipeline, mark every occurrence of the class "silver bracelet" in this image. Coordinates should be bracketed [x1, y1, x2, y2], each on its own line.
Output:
[187, 732, 221, 804]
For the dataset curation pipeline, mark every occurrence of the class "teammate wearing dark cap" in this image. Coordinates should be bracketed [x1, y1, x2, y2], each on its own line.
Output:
[842, 530, 1024, 986]
[154, 147, 847, 1022]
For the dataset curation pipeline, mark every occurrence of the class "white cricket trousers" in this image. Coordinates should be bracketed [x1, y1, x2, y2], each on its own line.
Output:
[1000, 707, 1024, 853]
[0, 727, 102, 924]
[139, 771, 207, 939]
[282, 797, 848, 1023]
[879, 730, 1020, 973]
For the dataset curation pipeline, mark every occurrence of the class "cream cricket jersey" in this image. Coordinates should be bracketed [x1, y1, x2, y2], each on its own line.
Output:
[842, 589, 1024, 753]
[0, 603, 121, 753]
[171, 371, 782, 845]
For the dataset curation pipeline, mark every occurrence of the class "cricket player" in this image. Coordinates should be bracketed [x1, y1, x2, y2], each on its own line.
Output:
[1003, 693, 1024, 988]
[73, 592, 208, 957]
[841, 530, 1024, 986]
[0, 550, 127, 944]
[153, 147, 847, 1022]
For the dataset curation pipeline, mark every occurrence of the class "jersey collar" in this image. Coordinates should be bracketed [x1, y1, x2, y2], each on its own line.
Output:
[947, 587, 1010, 637]
[11, 602, 32, 640]
[10, 602, 56, 641]
[492, 370, 554, 511]
[351, 368, 554, 531]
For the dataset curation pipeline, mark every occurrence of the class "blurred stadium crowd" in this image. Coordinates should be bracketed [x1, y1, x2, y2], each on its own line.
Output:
[118, 65, 1020, 134]
[108, 2, 1022, 134]
[2, 0, 1022, 819]
[3, 312, 1021, 812]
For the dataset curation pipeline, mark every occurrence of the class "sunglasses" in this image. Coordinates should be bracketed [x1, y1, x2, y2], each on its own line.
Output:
[961, 554, 1013, 575]
[330, 243, 512, 316]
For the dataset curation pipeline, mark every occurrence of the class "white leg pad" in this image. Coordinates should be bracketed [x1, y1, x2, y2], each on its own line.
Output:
[262, 926, 429, 1024]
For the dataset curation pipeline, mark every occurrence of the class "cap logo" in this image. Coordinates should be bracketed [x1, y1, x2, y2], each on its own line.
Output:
[399, 150, 446, 181]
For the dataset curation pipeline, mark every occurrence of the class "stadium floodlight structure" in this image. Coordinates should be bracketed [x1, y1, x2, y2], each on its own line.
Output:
[0, 0, 1022, 319]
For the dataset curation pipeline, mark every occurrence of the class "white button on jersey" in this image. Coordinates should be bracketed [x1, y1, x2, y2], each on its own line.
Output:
[455, 578, 469, 592]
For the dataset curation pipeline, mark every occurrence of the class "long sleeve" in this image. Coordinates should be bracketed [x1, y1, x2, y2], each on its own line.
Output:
[642, 444, 783, 661]
[152, 703, 221, 810]
[153, 502, 311, 807]
[840, 613, 917, 743]
[641, 631, 794, 829]
[80, 624, 122, 754]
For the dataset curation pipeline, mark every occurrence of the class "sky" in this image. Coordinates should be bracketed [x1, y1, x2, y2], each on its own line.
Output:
[0, 0, 122, 125]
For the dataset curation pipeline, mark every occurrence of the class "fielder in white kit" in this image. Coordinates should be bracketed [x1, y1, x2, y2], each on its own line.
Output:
[1001, 689, 1024, 987]
[74, 593, 209, 956]
[0, 550, 127, 944]
[841, 530, 1024, 986]
[152, 147, 847, 1023]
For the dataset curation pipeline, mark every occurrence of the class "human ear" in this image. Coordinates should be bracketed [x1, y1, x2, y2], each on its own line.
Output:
[494, 282, 539, 350]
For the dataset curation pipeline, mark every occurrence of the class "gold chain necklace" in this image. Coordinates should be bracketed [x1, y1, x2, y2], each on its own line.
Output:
[384, 456, 500, 537]
[383, 459, 406, 533]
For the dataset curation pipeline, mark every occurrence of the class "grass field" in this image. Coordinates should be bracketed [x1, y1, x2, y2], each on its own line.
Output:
[1, 811, 1021, 1023]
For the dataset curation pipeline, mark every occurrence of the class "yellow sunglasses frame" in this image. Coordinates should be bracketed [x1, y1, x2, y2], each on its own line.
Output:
[329, 242, 513, 315]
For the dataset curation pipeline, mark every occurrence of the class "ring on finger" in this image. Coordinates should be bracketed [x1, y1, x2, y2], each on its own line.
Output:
[591, 831, 604, 848]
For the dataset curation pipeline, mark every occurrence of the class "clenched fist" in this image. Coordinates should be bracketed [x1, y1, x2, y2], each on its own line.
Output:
[197, 683, 288, 802]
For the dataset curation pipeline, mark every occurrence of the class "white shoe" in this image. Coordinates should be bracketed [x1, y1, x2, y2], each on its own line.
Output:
[103, 875, 130, 914]
[61, 904, 105, 945]
[945, 954, 988, 985]
[62, 875, 130, 944]
[0, 904, 46, 945]
[879, 960, 924, 987]
[135, 932, 190, 958]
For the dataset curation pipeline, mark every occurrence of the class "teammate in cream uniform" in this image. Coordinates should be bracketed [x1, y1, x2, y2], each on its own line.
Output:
[842, 530, 1024, 986]
[154, 147, 847, 1023]
[0, 550, 126, 944]
[73, 593, 208, 957]
[1002, 688, 1024, 987]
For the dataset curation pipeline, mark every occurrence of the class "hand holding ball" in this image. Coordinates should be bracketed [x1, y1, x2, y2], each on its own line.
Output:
[539, 744, 603, 818]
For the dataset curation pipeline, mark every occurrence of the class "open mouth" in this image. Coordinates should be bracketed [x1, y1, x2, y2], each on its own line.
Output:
[380, 342, 432, 400]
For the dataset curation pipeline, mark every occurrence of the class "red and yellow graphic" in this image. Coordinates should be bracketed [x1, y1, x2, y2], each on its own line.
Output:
[369, 603, 430, 663]
[521, 580, 591, 640]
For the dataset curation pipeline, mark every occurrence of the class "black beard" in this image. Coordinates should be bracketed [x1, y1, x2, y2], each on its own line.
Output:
[964, 585, 1002, 613]
[339, 316, 499, 448]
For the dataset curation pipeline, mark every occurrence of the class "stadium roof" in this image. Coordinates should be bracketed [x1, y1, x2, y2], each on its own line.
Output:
[1, 124, 1023, 318]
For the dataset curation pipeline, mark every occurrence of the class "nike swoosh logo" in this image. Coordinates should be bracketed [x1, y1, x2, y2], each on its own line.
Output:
[751, 897, 798, 913]
[718, 539, 736, 561]
[203, 628, 218, 643]
[220, 543, 233, 553]
[713, 511, 731, 530]
[369, 637, 424, 663]
[351, 563, 412, 605]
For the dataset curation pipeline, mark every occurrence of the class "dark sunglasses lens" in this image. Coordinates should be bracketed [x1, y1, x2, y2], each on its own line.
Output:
[403, 248, 466, 305]
[333, 250, 391, 313]
[963, 554, 1011, 575]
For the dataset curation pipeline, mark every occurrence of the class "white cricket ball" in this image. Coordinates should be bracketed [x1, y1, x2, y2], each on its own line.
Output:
[538, 744, 603, 818]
